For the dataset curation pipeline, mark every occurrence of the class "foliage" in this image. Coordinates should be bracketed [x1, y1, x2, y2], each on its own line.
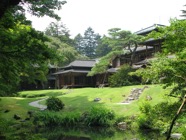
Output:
[133, 19, 186, 98]
[34, 106, 114, 127]
[104, 28, 143, 65]
[0, 12, 57, 95]
[74, 27, 100, 58]
[45, 21, 75, 46]
[34, 111, 80, 127]
[137, 101, 180, 132]
[74, 33, 84, 54]
[0, 118, 46, 140]
[88, 28, 143, 76]
[84, 106, 115, 126]
[46, 36, 81, 66]
[46, 97, 65, 111]
[109, 65, 140, 87]
[95, 35, 112, 57]
[0, 0, 66, 19]
[88, 50, 124, 76]
[0, 0, 67, 95]
[45, 22, 69, 37]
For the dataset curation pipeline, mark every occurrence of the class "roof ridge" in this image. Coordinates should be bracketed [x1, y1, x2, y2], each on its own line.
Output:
[135, 24, 165, 34]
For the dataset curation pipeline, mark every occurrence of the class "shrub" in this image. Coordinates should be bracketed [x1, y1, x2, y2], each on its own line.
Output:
[137, 101, 179, 131]
[46, 97, 65, 111]
[84, 106, 115, 126]
[21, 94, 27, 98]
[108, 65, 140, 87]
[33, 111, 80, 127]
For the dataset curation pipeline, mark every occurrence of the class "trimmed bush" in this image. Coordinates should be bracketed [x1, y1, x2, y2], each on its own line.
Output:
[46, 97, 65, 111]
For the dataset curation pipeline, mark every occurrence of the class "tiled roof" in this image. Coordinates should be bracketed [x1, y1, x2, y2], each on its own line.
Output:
[124, 46, 153, 53]
[53, 69, 90, 75]
[135, 24, 165, 35]
[64, 60, 96, 68]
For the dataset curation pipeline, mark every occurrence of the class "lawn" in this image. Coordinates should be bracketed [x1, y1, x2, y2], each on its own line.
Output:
[0, 84, 175, 119]
[0, 84, 179, 140]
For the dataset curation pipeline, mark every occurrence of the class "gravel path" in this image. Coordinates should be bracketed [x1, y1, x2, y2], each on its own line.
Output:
[29, 98, 47, 110]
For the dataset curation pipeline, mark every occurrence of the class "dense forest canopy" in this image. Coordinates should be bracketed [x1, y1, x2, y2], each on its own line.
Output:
[0, 0, 67, 95]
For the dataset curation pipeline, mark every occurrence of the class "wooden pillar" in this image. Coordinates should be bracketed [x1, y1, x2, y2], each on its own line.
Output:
[71, 73, 74, 86]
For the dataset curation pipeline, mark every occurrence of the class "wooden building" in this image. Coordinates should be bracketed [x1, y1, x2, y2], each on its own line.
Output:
[54, 60, 97, 88]
[53, 60, 117, 88]
[112, 46, 154, 68]
[135, 24, 164, 53]
[112, 24, 165, 68]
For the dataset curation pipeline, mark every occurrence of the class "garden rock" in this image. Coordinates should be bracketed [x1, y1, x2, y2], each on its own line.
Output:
[171, 133, 182, 139]
[14, 114, 21, 120]
[146, 95, 152, 101]
[117, 122, 127, 130]
[122, 86, 149, 104]
[94, 98, 101, 102]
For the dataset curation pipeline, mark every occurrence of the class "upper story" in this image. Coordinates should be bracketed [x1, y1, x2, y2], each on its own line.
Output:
[112, 24, 165, 68]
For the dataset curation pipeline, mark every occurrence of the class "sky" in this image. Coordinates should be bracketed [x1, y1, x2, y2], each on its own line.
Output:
[26, 0, 186, 38]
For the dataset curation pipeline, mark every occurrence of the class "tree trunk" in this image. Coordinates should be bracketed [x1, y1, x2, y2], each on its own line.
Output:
[166, 95, 186, 140]
[129, 43, 138, 66]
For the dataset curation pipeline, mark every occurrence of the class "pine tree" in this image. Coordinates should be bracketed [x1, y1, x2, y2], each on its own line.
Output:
[74, 34, 84, 55]
[83, 27, 100, 58]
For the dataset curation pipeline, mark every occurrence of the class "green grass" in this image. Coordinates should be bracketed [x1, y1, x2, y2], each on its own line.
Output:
[18, 89, 69, 98]
[0, 85, 177, 120]
[2, 85, 177, 140]
[0, 97, 38, 121]
[15, 85, 176, 117]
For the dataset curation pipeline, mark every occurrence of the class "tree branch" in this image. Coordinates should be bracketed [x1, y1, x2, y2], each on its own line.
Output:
[166, 95, 186, 140]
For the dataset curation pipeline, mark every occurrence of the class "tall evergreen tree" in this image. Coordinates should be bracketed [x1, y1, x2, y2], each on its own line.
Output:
[45, 21, 74, 46]
[45, 22, 70, 37]
[74, 33, 84, 54]
[83, 27, 100, 58]
[74, 27, 100, 58]
[96, 35, 112, 58]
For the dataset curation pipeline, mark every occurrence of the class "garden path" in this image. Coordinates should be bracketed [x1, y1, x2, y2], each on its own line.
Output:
[29, 98, 47, 110]
[117, 86, 149, 105]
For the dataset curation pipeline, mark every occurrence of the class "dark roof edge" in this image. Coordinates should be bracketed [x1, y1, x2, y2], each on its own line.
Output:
[134, 24, 165, 35]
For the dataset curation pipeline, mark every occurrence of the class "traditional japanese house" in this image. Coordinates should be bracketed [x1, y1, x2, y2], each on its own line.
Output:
[135, 24, 165, 53]
[112, 46, 154, 68]
[54, 60, 117, 88]
[112, 24, 165, 68]
[54, 60, 95, 88]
